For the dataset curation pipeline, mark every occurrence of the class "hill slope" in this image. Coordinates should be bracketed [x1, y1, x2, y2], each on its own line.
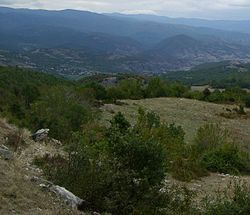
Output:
[0, 119, 81, 215]
[1, 7, 250, 74]
[107, 13, 250, 34]
[102, 97, 250, 147]
[163, 61, 250, 87]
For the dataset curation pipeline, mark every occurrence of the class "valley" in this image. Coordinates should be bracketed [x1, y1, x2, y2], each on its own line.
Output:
[1, 3, 250, 214]
[1, 7, 250, 75]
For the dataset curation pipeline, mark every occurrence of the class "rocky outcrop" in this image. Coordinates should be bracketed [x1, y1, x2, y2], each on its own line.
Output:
[50, 185, 88, 210]
[32, 129, 50, 142]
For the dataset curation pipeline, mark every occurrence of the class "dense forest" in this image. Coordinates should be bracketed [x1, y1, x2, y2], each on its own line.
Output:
[1, 66, 250, 214]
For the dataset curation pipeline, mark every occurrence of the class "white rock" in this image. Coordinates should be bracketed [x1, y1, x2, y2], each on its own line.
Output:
[50, 185, 84, 209]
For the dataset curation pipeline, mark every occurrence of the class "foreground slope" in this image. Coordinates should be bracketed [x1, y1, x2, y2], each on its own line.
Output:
[0, 118, 82, 215]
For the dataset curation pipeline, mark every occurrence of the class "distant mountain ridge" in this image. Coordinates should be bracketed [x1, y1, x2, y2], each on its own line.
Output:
[107, 13, 250, 34]
[1, 7, 250, 75]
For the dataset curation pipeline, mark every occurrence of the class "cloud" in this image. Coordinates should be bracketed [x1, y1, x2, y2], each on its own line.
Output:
[122, 10, 157, 15]
[0, 0, 32, 5]
[0, 0, 250, 19]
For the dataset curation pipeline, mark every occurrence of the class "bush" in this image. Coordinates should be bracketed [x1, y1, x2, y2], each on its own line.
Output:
[194, 124, 250, 175]
[29, 86, 94, 140]
[171, 155, 207, 181]
[6, 128, 26, 151]
[203, 88, 211, 100]
[245, 95, 250, 108]
[201, 144, 250, 174]
[34, 111, 250, 214]
[36, 111, 169, 214]
[202, 181, 250, 215]
[194, 124, 230, 152]
[37, 110, 213, 213]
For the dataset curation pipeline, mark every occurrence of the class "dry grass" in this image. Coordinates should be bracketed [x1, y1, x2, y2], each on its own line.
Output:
[101, 98, 250, 149]
[0, 118, 81, 215]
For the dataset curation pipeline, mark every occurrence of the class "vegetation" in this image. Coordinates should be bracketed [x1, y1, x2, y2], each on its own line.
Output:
[194, 124, 250, 175]
[163, 61, 250, 89]
[1, 66, 250, 214]
[202, 181, 250, 215]
[35, 110, 250, 214]
[80, 75, 250, 108]
[0, 66, 96, 140]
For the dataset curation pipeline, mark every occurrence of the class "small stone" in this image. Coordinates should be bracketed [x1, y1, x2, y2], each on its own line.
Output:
[0, 145, 13, 160]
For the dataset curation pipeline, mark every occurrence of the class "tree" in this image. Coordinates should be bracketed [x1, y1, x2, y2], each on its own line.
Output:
[203, 88, 211, 100]
[145, 77, 167, 98]
[30, 86, 93, 140]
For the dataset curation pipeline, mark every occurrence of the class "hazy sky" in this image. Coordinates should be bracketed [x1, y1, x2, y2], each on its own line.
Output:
[1, 0, 250, 20]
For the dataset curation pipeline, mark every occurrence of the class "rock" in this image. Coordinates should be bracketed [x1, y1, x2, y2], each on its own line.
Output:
[0, 145, 13, 160]
[31, 129, 49, 142]
[39, 183, 48, 189]
[50, 185, 90, 210]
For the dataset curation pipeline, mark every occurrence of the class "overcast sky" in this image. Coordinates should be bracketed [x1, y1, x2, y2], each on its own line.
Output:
[1, 0, 250, 20]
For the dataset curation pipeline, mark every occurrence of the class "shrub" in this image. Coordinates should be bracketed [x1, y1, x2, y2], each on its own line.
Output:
[194, 124, 250, 175]
[194, 124, 230, 152]
[202, 181, 250, 215]
[109, 111, 130, 132]
[37, 112, 169, 214]
[6, 128, 26, 151]
[29, 86, 94, 140]
[184, 90, 203, 100]
[145, 77, 168, 98]
[171, 155, 207, 181]
[33, 154, 68, 183]
[203, 88, 211, 99]
[245, 95, 250, 108]
[201, 144, 250, 174]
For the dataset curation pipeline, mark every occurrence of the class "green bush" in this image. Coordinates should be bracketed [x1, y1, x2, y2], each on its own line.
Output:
[171, 155, 206, 181]
[36, 110, 212, 214]
[194, 124, 230, 152]
[37, 111, 169, 214]
[202, 181, 250, 215]
[29, 86, 94, 140]
[194, 124, 250, 175]
[245, 95, 250, 108]
[201, 144, 250, 174]
[33, 110, 250, 214]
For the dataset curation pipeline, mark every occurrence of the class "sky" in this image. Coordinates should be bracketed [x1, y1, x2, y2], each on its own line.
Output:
[1, 0, 250, 20]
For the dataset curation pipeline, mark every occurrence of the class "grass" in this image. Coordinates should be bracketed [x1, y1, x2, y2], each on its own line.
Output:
[101, 98, 250, 149]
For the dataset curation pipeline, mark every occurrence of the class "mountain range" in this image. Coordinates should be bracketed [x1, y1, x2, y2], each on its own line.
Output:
[107, 13, 250, 34]
[1, 7, 250, 75]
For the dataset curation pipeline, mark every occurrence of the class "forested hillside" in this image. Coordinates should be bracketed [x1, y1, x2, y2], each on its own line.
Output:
[1, 7, 250, 75]
[163, 61, 250, 88]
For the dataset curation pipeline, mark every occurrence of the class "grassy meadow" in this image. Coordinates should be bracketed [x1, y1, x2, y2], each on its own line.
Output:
[102, 97, 250, 149]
